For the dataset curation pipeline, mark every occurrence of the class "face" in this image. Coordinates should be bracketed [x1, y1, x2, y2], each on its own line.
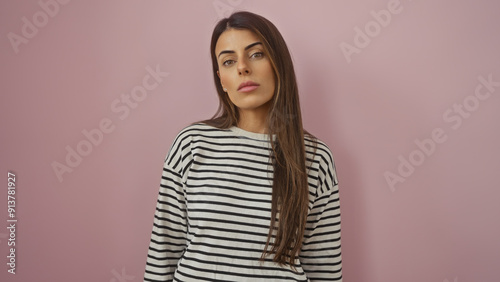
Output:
[215, 28, 276, 114]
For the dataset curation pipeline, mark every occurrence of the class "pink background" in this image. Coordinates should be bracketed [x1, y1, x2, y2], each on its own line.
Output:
[1, 0, 500, 281]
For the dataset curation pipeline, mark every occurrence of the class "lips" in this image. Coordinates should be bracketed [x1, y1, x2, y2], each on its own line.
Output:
[238, 81, 260, 92]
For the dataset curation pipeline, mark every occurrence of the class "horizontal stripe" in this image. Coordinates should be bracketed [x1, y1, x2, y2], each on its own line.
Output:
[144, 123, 343, 281]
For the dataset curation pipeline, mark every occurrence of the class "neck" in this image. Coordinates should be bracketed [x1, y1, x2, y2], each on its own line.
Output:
[237, 102, 271, 134]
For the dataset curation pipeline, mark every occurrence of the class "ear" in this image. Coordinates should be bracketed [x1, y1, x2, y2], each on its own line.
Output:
[217, 71, 225, 89]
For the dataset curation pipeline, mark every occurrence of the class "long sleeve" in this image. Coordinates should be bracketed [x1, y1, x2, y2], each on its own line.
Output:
[144, 131, 193, 282]
[300, 144, 343, 281]
[144, 123, 342, 281]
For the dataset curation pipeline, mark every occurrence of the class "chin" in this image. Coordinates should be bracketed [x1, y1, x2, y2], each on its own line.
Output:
[235, 104, 265, 111]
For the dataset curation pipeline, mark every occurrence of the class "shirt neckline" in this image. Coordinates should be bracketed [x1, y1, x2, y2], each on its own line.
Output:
[228, 126, 276, 141]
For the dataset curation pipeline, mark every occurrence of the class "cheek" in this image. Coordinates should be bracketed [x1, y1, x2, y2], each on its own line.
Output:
[262, 65, 275, 86]
[266, 73, 276, 94]
[219, 72, 231, 88]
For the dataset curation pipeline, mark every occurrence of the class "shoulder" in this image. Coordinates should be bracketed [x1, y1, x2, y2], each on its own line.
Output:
[174, 122, 221, 138]
[164, 123, 210, 163]
[169, 122, 226, 145]
[164, 123, 222, 172]
[304, 133, 339, 190]
[166, 122, 232, 154]
[304, 134, 336, 166]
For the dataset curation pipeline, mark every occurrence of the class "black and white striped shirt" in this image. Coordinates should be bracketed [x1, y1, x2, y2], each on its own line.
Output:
[143, 123, 342, 281]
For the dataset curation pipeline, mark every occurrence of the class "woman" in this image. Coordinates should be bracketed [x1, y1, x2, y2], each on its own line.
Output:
[144, 11, 343, 281]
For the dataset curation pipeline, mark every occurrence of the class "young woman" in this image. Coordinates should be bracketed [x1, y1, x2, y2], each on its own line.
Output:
[144, 11, 343, 281]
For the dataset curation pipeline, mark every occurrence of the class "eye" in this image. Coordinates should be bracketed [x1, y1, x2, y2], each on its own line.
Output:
[222, 59, 235, 66]
[251, 52, 264, 59]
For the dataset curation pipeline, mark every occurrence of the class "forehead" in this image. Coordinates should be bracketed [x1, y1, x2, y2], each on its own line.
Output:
[215, 28, 261, 54]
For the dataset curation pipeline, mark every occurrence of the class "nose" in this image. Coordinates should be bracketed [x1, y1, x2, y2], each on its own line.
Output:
[237, 58, 251, 75]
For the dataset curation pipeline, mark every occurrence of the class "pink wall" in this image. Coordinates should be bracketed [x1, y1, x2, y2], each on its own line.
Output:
[1, 0, 499, 281]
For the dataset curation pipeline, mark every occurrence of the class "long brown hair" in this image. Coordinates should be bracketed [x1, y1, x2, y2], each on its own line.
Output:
[197, 11, 316, 267]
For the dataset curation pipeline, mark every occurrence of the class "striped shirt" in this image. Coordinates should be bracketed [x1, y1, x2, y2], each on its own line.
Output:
[143, 123, 343, 281]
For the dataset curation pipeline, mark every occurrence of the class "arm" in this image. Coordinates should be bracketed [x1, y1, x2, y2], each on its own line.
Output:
[144, 129, 193, 282]
[300, 147, 343, 281]
[143, 163, 188, 282]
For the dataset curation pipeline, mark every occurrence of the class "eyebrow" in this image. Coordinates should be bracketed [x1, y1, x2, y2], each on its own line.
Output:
[217, 42, 263, 58]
